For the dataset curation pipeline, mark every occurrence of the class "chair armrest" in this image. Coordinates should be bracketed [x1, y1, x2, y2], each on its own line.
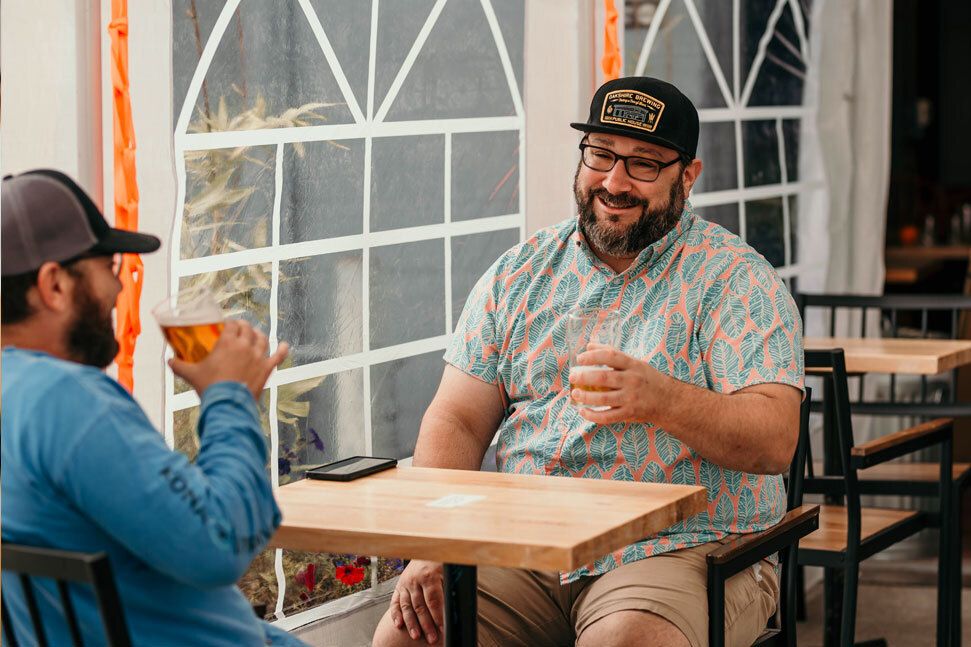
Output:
[706, 505, 819, 575]
[850, 418, 952, 468]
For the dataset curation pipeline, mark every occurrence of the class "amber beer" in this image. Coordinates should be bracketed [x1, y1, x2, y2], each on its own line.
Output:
[153, 286, 225, 363]
[566, 307, 621, 411]
[569, 365, 614, 408]
[161, 319, 225, 363]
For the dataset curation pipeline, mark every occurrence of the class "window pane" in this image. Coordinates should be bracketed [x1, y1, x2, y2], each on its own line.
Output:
[371, 351, 445, 458]
[782, 119, 800, 182]
[308, 0, 372, 113]
[452, 131, 520, 221]
[279, 252, 363, 366]
[625, 0, 727, 108]
[788, 194, 799, 265]
[282, 140, 365, 244]
[281, 550, 372, 616]
[744, 2, 807, 106]
[182, 146, 275, 259]
[278, 370, 365, 485]
[370, 240, 446, 349]
[370, 135, 445, 232]
[743, 120, 781, 186]
[745, 197, 785, 267]
[180, 265, 272, 333]
[385, 0, 517, 120]
[451, 229, 520, 325]
[695, 203, 740, 235]
[182, 1, 354, 133]
[693, 122, 737, 193]
[374, 0, 437, 112]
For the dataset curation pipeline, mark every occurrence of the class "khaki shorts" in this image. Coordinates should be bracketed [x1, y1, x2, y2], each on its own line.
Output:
[476, 539, 778, 647]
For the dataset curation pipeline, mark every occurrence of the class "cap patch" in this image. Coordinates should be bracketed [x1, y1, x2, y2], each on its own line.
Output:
[600, 90, 665, 133]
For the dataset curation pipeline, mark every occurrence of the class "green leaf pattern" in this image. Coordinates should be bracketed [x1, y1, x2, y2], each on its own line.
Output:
[442, 211, 803, 583]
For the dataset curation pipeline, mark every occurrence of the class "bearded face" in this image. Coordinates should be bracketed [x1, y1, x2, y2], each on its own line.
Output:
[573, 161, 686, 258]
[66, 269, 119, 369]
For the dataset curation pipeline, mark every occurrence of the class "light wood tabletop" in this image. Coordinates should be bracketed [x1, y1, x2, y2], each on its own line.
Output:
[270, 466, 707, 571]
[804, 336, 971, 375]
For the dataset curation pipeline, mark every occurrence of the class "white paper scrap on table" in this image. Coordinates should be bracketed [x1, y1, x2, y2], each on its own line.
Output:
[426, 494, 486, 508]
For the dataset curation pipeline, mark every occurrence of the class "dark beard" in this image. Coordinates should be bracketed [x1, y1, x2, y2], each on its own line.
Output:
[574, 164, 686, 257]
[67, 276, 119, 369]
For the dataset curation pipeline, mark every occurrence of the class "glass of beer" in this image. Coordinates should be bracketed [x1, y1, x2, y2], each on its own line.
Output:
[153, 286, 225, 363]
[567, 307, 621, 411]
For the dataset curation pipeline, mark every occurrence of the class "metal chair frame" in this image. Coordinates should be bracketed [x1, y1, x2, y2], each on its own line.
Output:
[1, 543, 132, 647]
[707, 389, 820, 647]
[800, 349, 955, 647]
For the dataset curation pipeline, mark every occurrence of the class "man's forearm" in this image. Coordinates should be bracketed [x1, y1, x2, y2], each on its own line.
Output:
[412, 408, 492, 470]
[651, 375, 798, 474]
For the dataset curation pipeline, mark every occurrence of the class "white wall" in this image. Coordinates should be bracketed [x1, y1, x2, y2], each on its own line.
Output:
[524, 0, 596, 233]
[1, 0, 103, 203]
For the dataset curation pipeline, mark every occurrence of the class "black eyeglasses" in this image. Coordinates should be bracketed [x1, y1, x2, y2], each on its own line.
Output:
[578, 143, 683, 182]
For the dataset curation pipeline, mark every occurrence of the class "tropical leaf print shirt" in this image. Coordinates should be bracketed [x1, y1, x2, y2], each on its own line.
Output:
[444, 203, 804, 583]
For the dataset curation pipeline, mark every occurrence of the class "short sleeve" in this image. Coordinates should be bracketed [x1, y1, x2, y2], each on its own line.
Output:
[698, 257, 804, 394]
[444, 259, 504, 385]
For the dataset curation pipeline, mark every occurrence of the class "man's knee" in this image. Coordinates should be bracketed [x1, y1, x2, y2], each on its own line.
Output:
[372, 607, 433, 647]
[576, 609, 691, 647]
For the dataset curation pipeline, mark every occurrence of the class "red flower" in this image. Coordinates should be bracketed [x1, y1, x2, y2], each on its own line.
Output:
[335, 565, 365, 586]
[294, 563, 317, 591]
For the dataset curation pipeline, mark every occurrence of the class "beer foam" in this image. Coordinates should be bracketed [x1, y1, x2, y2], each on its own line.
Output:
[155, 312, 223, 327]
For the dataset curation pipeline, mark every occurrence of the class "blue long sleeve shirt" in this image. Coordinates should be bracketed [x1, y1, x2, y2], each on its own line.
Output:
[1, 348, 305, 646]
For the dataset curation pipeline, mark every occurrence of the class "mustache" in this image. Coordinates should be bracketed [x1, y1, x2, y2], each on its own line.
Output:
[588, 188, 648, 210]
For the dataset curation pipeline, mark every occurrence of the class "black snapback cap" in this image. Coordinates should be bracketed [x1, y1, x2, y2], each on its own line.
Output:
[571, 76, 700, 159]
[1, 169, 161, 276]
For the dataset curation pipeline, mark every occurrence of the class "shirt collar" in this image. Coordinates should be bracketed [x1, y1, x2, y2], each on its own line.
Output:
[569, 200, 696, 276]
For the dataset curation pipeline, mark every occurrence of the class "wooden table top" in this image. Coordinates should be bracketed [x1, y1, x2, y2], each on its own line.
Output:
[271, 466, 707, 571]
[804, 336, 971, 375]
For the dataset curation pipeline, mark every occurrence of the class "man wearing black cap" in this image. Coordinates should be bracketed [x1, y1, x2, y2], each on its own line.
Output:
[373, 78, 803, 647]
[1, 171, 304, 645]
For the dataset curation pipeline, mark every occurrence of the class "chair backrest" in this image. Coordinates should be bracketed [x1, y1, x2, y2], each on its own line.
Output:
[801, 348, 865, 552]
[796, 292, 971, 405]
[1, 543, 132, 647]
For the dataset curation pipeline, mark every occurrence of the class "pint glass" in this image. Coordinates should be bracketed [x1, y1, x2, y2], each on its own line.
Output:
[153, 286, 225, 363]
[567, 307, 621, 411]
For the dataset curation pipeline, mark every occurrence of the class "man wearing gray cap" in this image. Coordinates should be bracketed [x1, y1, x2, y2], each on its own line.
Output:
[1, 170, 304, 645]
[374, 77, 803, 647]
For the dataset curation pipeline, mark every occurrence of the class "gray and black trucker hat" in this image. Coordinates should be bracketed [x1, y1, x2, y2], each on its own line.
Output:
[1, 169, 161, 276]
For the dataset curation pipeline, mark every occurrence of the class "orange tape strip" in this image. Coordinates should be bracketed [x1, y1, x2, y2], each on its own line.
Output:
[601, 0, 622, 81]
[109, 0, 143, 392]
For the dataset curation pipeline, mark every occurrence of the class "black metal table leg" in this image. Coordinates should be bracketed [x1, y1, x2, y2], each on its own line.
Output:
[444, 564, 477, 647]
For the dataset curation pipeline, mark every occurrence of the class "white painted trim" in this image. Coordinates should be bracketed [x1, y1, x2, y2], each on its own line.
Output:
[733, 0, 740, 103]
[787, 0, 810, 63]
[777, 118, 792, 266]
[633, 0, 671, 76]
[273, 577, 398, 631]
[740, 0, 789, 108]
[480, 0, 525, 118]
[175, 215, 522, 277]
[444, 133, 454, 335]
[297, 0, 366, 124]
[690, 180, 824, 207]
[682, 0, 735, 108]
[697, 106, 813, 122]
[366, 0, 380, 121]
[169, 335, 452, 414]
[174, 0, 240, 136]
[178, 116, 524, 150]
[373, 0, 448, 123]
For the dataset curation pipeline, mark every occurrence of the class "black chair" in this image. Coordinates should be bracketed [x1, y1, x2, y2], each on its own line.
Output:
[707, 388, 820, 647]
[797, 293, 971, 645]
[799, 349, 955, 647]
[1, 543, 132, 647]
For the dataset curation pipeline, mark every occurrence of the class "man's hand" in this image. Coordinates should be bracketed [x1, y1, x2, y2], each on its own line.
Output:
[389, 559, 444, 644]
[568, 342, 663, 424]
[169, 320, 289, 400]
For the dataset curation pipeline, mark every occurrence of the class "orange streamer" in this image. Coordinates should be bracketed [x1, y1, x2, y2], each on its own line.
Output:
[601, 0, 622, 81]
[109, 0, 143, 392]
